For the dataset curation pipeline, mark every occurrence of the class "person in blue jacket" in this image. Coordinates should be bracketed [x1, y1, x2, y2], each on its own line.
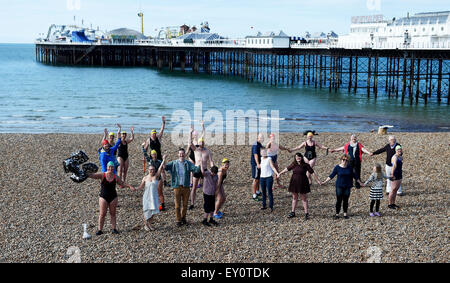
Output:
[165, 147, 201, 227]
[322, 154, 362, 219]
[98, 126, 122, 174]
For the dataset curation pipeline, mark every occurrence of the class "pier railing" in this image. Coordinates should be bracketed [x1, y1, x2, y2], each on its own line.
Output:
[36, 38, 450, 50]
[291, 41, 450, 50]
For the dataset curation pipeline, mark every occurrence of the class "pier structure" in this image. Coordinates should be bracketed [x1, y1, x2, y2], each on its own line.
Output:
[35, 42, 450, 105]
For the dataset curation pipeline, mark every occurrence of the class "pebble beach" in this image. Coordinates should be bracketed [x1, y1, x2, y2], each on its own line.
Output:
[0, 132, 448, 263]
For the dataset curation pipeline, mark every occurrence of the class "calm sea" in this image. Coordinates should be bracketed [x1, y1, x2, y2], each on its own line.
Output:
[0, 43, 448, 134]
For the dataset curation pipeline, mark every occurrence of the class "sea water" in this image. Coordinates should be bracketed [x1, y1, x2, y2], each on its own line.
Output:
[0, 43, 448, 134]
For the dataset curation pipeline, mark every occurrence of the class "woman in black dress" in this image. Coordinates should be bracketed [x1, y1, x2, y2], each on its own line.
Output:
[278, 153, 322, 220]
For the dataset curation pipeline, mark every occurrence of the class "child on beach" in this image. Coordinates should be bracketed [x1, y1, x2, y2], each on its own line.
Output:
[362, 163, 388, 217]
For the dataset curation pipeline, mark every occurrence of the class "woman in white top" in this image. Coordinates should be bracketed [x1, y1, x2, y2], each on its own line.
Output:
[259, 149, 280, 212]
[136, 155, 166, 231]
[266, 133, 290, 188]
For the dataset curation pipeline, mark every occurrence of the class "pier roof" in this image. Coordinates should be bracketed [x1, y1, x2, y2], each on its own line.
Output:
[175, 32, 224, 41]
[106, 28, 147, 39]
[246, 30, 289, 38]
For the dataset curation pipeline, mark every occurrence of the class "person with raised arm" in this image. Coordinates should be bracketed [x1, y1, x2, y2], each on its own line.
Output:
[330, 134, 372, 188]
[87, 161, 135, 235]
[98, 124, 122, 174]
[144, 116, 167, 184]
[372, 135, 403, 195]
[186, 123, 205, 187]
[289, 132, 329, 185]
[266, 133, 290, 188]
[136, 155, 166, 231]
[117, 126, 134, 186]
[142, 146, 166, 211]
[188, 123, 214, 210]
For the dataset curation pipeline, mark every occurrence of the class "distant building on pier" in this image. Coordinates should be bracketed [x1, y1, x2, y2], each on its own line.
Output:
[245, 31, 290, 48]
[107, 28, 146, 44]
[339, 11, 450, 47]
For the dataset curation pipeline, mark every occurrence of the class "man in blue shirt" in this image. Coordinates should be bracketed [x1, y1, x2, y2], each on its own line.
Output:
[251, 134, 264, 201]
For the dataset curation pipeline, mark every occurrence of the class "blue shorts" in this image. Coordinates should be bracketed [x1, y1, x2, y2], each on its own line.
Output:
[251, 164, 261, 179]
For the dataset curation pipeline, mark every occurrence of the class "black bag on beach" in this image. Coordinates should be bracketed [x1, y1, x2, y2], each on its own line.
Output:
[69, 150, 89, 164]
[82, 163, 99, 174]
[63, 150, 95, 183]
[70, 171, 88, 183]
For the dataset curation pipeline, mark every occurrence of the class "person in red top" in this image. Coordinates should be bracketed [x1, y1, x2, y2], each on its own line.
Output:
[330, 134, 372, 188]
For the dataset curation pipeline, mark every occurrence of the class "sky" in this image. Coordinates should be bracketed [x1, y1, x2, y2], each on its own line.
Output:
[0, 0, 448, 43]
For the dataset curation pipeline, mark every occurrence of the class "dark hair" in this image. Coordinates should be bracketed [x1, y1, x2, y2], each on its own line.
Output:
[288, 152, 306, 168]
[178, 148, 185, 152]
[294, 152, 305, 164]
[210, 166, 219, 174]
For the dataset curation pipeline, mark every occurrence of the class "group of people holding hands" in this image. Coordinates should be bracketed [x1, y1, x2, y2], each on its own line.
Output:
[85, 117, 404, 236]
[87, 118, 231, 234]
[250, 133, 404, 220]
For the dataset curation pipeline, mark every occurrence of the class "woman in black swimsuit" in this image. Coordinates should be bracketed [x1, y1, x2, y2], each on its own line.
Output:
[290, 132, 329, 184]
[117, 126, 134, 186]
[144, 116, 166, 184]
[88, 161, 135, 235]
[388, 145, 403, 209]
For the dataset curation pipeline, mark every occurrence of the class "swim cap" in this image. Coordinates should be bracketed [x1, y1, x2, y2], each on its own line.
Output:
[198, 137, 205, 143]
[269, 133, 275, 138]
[395, 145, 402, 151]
[151, 129, 157, 134]
[150, 150, 157, 155]
[307, 132, 314, 137]
[102, 139, 109, 146]
[108, 132, 115, 136]
[222, 158, 230, 164]
[107, 161, 115, 167]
